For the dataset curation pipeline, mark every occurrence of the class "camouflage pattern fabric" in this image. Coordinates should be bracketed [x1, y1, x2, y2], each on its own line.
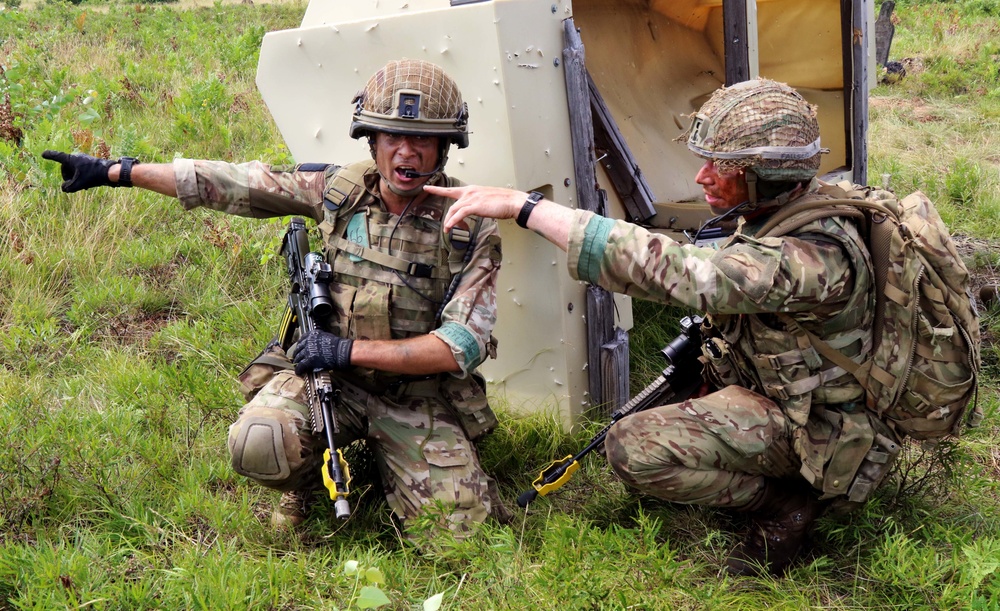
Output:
[605, 386, 799, 508]
[317, 162, 501, 379]
[173, 158, 501, 378]
[175, 158, 500, 533]
[678, 79, 824, 182]
[566, 184, 888, 502]
[228, 368, 491, 534]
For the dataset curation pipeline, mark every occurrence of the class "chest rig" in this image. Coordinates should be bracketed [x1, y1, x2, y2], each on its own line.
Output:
[315, 161, 476, 345]
[701, 191, 875, 426]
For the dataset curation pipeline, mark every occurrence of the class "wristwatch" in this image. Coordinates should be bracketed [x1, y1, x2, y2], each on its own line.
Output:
[117, 156, 139, 188]
[516, 191, 544, 228]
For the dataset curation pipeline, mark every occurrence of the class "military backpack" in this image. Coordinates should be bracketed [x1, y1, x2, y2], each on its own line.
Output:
[759, 182, 981, 440]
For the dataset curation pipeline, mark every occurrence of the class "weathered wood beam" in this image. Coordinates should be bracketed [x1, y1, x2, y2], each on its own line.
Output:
[588, 72, 657, 223]
[564, 19, 628, 412]
[723, 0, 751, 85]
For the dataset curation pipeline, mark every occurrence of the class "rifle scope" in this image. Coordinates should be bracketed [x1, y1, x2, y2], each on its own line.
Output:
[661, 315, 704, 365]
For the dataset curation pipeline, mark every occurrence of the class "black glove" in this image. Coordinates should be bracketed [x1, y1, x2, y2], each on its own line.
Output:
[293, 330, 354, 375]
[41, 150, 119, 193]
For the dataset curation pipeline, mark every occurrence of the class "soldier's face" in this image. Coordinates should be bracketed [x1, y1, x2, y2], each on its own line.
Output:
[695, 160, 750, 214]
[374, 132, 441, 193]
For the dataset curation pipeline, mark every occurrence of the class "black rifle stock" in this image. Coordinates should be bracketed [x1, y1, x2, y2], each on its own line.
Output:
[277, 217, 352, 519]
[517, 315, 705, 507]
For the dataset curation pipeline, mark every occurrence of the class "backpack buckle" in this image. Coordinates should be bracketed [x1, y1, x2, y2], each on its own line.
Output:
[764, 384, 790, 401]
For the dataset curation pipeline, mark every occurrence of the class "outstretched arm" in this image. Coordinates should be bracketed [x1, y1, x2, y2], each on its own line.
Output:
[425, 184, 575, 252]
[108, 162, 178, 197]
[41, 150, 178, 196]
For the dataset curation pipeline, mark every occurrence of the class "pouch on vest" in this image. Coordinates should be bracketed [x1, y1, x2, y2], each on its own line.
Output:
[440, 372, 497, 441]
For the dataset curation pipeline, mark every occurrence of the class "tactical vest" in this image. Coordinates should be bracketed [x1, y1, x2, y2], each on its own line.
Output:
[700, 190, 880, 495]
[312, 161, 470, 336]
[309, 162, 495, 440]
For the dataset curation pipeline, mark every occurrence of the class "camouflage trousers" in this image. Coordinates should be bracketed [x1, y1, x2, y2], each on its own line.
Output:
[604, 385, 802, 509]
[228, 368, 492, 534]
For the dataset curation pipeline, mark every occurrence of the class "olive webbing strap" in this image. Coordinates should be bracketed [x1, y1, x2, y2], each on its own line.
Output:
[776, 312, 868, 383]
[329, 235, 451, 279]
[756, 197, 894, 238]
[868, 214, 895, 341]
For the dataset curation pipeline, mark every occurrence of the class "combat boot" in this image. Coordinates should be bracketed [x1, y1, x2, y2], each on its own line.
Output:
[725, 480, 826, 577]
[272, 489, 316, 528]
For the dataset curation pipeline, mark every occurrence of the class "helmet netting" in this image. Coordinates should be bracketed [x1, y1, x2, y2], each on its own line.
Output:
[681, 79, 823, 181]
[361, 59, 463, 121]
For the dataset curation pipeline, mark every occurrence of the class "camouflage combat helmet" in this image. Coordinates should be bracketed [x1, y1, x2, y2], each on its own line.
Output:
[681, 79, 826, 182]
[350, 59, 469, 148]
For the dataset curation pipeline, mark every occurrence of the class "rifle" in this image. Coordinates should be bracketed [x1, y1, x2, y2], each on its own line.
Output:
[276, 217, 352, 519]
[517, 315, 705, 507]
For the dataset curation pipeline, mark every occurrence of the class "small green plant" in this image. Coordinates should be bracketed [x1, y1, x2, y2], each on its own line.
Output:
[340, 560, 445, 610]
[341, 560, 391, 610]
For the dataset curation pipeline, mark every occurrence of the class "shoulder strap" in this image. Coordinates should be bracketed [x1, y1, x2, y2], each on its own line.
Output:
[324, 160, 376, 219]
[757, 197, 895, 238]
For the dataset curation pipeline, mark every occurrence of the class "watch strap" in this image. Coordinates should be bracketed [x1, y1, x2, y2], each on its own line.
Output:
[516, 191, 544, 228]
[117, 156, 139, 188]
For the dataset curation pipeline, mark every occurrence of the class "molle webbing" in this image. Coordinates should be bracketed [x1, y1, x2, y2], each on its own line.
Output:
[323, 162, 371, 211]
[319, 162, 475, 341]
[330, 235, 451, 279]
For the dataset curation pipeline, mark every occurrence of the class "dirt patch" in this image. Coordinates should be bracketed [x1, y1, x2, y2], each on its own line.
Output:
[954, 234, 1000, 305]
[953, 235, 999, 363]
[869, 95, 942, 123]
[92, 310, 178, 347]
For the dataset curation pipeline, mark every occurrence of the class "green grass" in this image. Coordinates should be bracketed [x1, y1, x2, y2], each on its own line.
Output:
[2, 1, 1000, 609]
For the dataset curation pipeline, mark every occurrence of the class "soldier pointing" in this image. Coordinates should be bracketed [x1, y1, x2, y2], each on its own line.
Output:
[428, 79, 898, 575]
[43, 59, 507, 541]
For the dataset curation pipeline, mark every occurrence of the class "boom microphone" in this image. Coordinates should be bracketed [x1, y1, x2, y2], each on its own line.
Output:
[401, 168, 439, 179]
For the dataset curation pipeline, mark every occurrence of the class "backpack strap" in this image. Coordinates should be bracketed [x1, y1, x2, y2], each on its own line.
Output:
[756, 197, 895, 238]
[762, 194, 902, 398]
[776, 312, 864, 379]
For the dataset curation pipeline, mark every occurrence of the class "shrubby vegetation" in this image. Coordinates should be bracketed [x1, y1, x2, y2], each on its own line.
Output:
[1, 0, 999, 608]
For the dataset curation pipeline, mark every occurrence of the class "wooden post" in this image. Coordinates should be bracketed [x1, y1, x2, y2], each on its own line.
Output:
[564, 19, 629, 413]
[842, 0, 870, 185]
[723, 0, 751, 85]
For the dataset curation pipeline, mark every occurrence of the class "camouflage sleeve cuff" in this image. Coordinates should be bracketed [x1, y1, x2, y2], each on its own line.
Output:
[173, 158, 201, 210]
[432, 322, 482, 376]
[567, 210, 615, 284]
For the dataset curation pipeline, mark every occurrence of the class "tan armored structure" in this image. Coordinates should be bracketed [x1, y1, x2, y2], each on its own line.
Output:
[257, 0, 875, 428]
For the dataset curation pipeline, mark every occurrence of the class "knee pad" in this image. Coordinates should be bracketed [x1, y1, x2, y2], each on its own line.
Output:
[229, 415, 292, 482]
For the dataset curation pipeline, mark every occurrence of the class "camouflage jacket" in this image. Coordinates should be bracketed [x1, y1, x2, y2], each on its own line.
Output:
[565, 186, 880, 497]
[173, 158, 502, 377]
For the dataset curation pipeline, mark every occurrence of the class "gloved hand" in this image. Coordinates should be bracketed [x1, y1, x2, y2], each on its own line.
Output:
[41, 150, 119, 193]
[293, 330, 354, 375]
